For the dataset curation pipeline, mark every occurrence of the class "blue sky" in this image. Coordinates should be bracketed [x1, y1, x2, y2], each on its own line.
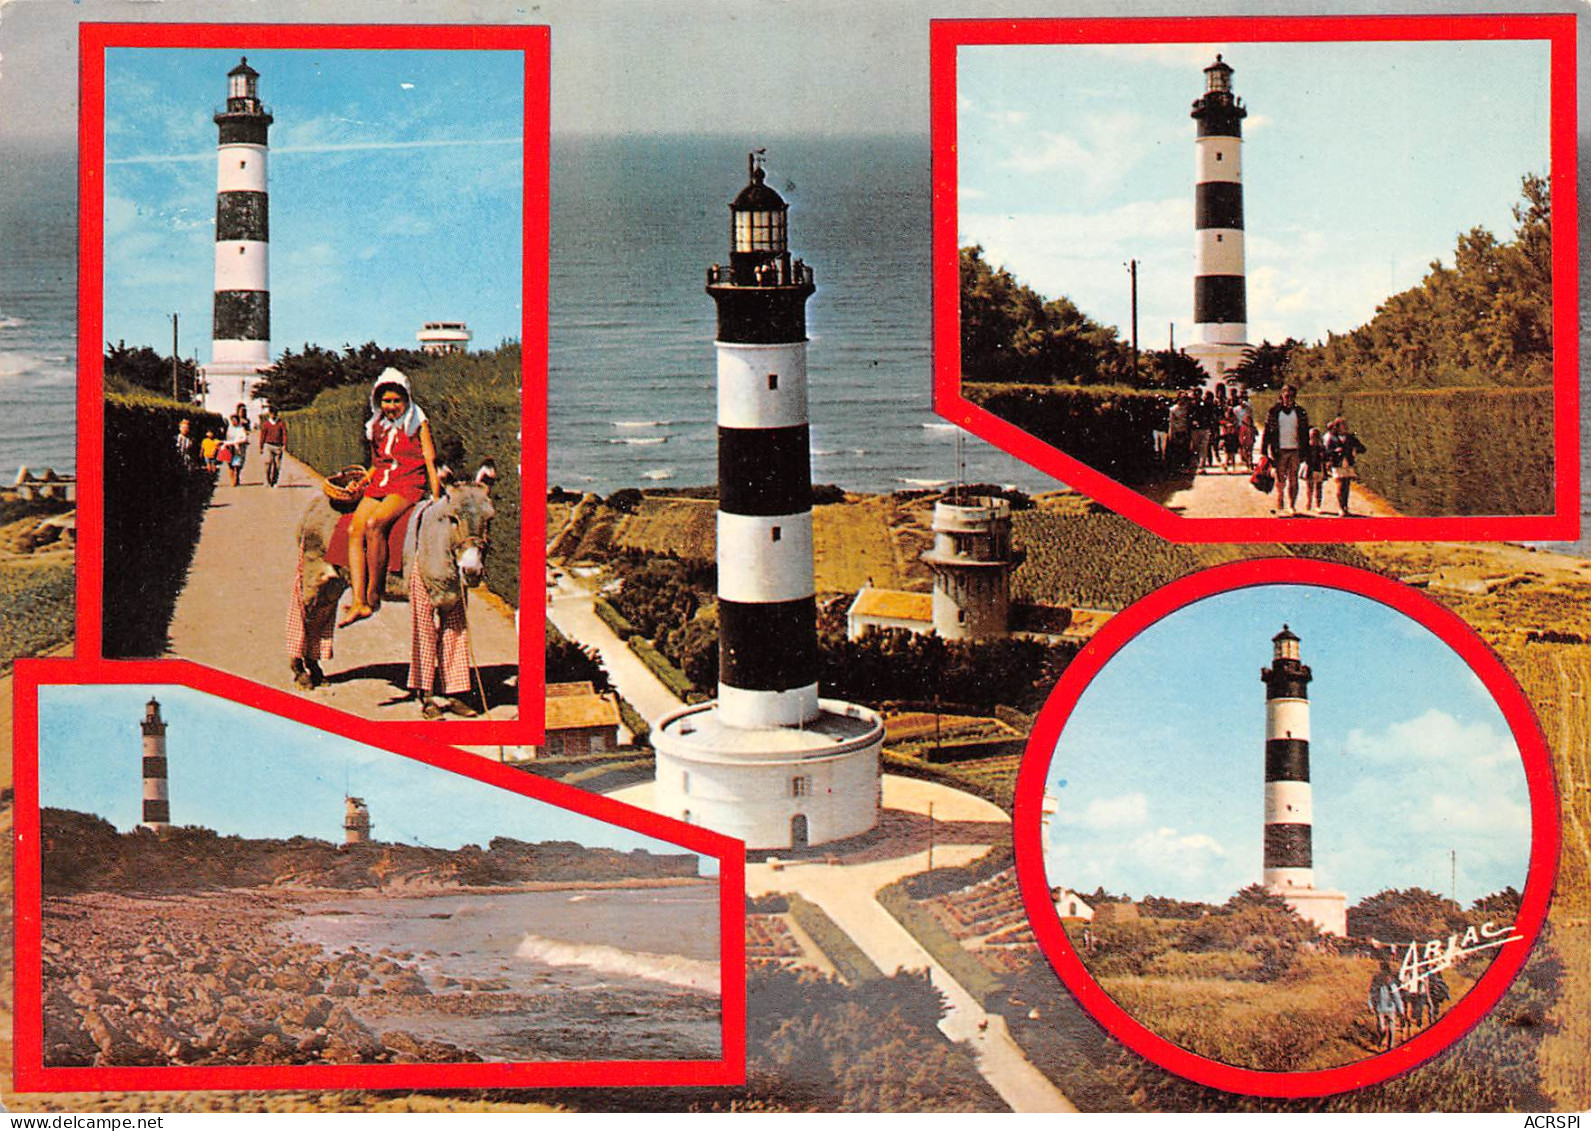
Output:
[38, 685, 699, 867]
[959, 39, 1553, 350]
[103, 48, 524, 361]
[1042, 585, 1532, 907]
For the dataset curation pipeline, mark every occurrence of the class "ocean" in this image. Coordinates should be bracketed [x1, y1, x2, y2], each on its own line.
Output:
[281, 884, 721, 1062]
[2, 134, 1586, 548]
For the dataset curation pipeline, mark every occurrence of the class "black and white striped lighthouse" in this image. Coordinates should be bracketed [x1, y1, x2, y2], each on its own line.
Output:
[1262, 625, 1313, 891]
[651, 153, 884, 850]
[139, 697, 171, 832]
[201, 57, 273, 418]
[1187, 54, 1250, 382]
[708, 153, 820, 729]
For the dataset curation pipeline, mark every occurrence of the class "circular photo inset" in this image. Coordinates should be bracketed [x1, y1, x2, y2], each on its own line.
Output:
[1015, 559, 1556, 1097]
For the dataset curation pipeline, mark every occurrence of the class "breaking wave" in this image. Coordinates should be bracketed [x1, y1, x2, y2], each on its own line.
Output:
[515, 934, 718, 992]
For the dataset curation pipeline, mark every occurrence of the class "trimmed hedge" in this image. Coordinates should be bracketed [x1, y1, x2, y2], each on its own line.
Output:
[593, 596, 634, 637]
[876, 881, 1004, 1004]
[1251, 385, 1553, 516]
[786, 893, 883, 983]
[102, 393, 227, 657]
[282, 350, 524, 607]
[925, 736, 1027, 764]
[962, 383, 1168, 482]
[615, 696, 651, 747]
[626, 635, 694, 700]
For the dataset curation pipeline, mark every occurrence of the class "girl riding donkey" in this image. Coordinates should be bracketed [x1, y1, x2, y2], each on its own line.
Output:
[286, 368, 495, 718]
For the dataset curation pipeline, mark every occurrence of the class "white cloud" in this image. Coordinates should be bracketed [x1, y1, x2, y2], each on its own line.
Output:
[1346, 707, 1516, 770]
[1077, 792, 1149, 830]
[1127, 826, 1229, 887]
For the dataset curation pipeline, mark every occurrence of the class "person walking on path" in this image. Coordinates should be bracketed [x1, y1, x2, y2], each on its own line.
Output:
[224, 411, 251, 488]
[1325, 416, 1368, 517]
[259, 407, 288, 488]
[1302, 426, 1327, 513]
[1262, 384, 1310, 514]
[338, 368, 441, 628]
[175, 418, 198, 470]
[1368, 960, 1403, 1052]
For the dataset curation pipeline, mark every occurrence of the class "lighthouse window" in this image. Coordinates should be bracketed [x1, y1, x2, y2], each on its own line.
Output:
[682, 771, 691, 795]
[238, 247, 246, 254]
[1216, 234, 1223, 243]
[1216, 151, 1223, 161]
[771, 526, 781, 542]
[791, 775, 811, 798]
[767, 373, 778, 390]
[239, 160, 247, 169]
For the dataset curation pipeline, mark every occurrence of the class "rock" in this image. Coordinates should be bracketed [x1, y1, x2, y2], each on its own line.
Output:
[379, 971, 430, 996]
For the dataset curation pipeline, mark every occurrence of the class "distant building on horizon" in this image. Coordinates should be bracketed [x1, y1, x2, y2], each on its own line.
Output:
[343, 795, 371, 845]
[417, 320, 473, 355]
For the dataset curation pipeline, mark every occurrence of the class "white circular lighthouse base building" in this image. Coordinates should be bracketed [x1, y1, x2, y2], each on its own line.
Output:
[653, 698, 884, 850]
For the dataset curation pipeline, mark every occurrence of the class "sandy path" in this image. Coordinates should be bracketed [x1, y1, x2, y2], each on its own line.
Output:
[1152, 464, 1400, 520]
[166, 451, 518, 721]
[545, 571, 684, 725]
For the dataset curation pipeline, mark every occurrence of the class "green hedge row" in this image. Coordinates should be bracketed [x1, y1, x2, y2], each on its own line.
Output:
[593, 596, 634, 637]
[963, 383, 1168, 482]
[626, 635, 694, 700]
[615, 696, 651, 747]
[925, 736, 1027, 764]
[282, 355, 524, 607]
[785, 893, 883, 983]
[1251, 385, 1553, 516]
[102, 394, 228, 656]
[876, 882, 1003, 1004]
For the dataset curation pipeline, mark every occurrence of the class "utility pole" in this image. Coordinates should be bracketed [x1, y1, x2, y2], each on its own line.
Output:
[170, 313, 180, 400]
[1126, 259, 1140, 384]
[927, 800, 935, 871]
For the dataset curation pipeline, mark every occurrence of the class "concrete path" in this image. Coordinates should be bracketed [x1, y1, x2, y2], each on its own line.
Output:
[545, 572, 684, 726]
[612, 775, 1076, 1113]
[165, 450, 519, 721]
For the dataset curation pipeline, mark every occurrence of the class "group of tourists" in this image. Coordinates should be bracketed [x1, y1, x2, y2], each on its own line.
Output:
[1156, 381, 1370, 517]
[1367, 960, 1452, 1051]
[1261, 384, 1368, 516]
[1160, 383, 1256, 475]
[174, 403, 287, 489]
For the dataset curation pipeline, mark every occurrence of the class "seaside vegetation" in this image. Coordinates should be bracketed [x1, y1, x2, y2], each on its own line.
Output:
[1064, 885, 1528, 1074]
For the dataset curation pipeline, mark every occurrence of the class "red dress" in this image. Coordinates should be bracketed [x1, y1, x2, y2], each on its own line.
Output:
[367, 417, 427, 503]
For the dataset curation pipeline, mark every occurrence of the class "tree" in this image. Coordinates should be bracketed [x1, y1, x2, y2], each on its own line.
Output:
[251, 340, 431, 412]
[103, 340, 200, 399]
[1348, 887, 1470, 944]
[1229, 339, 1302, 391]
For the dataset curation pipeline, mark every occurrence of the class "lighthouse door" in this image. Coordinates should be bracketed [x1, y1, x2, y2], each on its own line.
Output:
[791, 814, 809, 850]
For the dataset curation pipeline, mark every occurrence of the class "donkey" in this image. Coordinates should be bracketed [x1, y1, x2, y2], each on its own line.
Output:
[288, 480, 494, 713]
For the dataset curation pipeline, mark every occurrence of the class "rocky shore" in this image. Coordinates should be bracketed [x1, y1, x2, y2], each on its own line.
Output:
[43, 889, 720, 1068]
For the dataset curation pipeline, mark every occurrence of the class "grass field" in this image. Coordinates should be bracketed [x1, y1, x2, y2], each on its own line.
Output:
[0, 555, 73, 672]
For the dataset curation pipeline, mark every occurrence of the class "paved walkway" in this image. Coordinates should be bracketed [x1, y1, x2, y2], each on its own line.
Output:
[612, 775, 1076, 1113]
[165, 450, 519, 721]
[545, 572, 685, 726]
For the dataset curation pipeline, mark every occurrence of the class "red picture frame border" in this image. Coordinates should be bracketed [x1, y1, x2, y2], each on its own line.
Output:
[931, 14, 1579, 544]
[75, 22, 549, 743]
[1011, 557, 1561, 1097]
[11, 656, 747, 1093]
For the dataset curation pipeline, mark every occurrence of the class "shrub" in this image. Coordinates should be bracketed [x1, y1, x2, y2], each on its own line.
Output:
[592, 596, 634, 637]
[962, 383, 1170, 482]
[876, 882, 1003, 1003]
[0, 559, 73, 670]
[626, 635, 694, 700]
[102, 392, 227, 656]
